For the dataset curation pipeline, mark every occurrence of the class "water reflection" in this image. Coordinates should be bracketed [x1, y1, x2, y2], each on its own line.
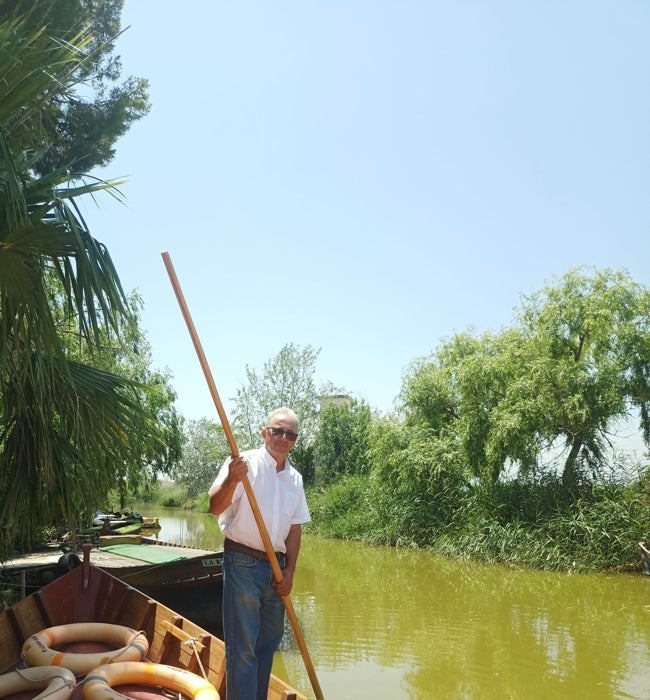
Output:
[136, 505, 650, 699]
[292, 539, 650, 699]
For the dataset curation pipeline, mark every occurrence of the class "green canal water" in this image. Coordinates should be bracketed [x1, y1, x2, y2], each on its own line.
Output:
[136, 504, 650, 699]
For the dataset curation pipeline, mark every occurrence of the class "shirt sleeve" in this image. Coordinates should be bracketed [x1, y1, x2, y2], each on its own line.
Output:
[292, 488, 311, 524]
[208, 456, 233, 497]
[291, 469, 311, 524]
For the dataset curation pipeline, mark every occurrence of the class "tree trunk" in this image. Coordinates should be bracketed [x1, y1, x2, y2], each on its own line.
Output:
[562, 435, 583, 489]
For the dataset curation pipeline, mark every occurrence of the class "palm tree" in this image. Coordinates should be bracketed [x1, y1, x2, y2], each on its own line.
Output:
[0, 11, 169, 557]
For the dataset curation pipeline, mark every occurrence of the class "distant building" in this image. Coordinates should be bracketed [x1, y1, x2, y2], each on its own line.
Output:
[318, 394, 353, 411]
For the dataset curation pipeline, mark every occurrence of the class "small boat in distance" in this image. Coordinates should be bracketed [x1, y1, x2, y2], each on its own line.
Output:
[83, 511, 145, 538]
[141, 516, 161, 530]
[91, 510, 144, 528]
[0, 544, 308, 700]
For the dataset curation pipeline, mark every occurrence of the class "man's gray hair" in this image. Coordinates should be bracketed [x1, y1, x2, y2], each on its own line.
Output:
[266, 407, 299, 429]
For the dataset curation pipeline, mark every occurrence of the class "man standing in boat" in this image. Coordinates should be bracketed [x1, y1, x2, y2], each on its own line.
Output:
[209, 407, 311, 700]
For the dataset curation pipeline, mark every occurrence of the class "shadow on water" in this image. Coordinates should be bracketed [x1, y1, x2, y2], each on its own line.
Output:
[135, 504, 650, 700]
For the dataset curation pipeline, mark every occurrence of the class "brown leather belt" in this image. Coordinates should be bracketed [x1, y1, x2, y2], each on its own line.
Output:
[223, 538, 284, 562]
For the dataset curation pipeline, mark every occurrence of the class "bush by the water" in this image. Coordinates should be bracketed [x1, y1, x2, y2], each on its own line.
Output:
[306, 475, 649, 572]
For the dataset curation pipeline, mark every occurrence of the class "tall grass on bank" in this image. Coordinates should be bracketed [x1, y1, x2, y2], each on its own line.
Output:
[306, 477, 650, 572]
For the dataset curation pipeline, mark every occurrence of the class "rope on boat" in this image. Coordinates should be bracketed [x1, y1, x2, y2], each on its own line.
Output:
[182, 637, 208, 680]
[111, 630, 150, 662]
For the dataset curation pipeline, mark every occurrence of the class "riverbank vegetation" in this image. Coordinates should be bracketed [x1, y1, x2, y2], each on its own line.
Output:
[306, 471, 649, 572]
[305, 267, 650, 572]
[177, 267, 650, 573]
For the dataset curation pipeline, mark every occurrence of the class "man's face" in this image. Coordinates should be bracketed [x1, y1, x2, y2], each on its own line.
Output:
[262, 414, 298, 465]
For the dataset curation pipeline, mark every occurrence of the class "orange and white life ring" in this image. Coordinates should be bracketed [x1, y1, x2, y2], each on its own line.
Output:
[82, 661, 219, 700]
[0, 665, 76, 700]
[22, 623, 149, 676]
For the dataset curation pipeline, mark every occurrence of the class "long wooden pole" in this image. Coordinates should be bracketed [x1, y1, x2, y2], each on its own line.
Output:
[161, 251, 325, 700]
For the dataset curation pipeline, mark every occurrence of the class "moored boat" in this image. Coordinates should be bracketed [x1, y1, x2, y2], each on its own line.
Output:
[0, 544, 308, 700]
[91, 536, 223, 589]
[141, 516, 161, 530]
[89, 536, 224, 634]
[85, 511, 145, 537]
[91, 510, 142, 527]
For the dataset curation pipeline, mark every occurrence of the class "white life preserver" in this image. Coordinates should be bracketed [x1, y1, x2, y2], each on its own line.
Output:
[0, 666, 76, 700]
[82, 661, 219, 700]
[22, 623, 149, 676]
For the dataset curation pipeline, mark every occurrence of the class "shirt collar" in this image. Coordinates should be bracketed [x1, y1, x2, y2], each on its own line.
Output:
[262, 446, 291, 473]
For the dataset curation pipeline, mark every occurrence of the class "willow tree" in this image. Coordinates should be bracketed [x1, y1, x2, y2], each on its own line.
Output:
[0, 12, 162, 557]
[400, 268, 650, 487]
[515, 267, 650, 487]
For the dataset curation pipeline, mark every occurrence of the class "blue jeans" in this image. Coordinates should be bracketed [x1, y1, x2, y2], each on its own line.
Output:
[222, 551, 286, 700]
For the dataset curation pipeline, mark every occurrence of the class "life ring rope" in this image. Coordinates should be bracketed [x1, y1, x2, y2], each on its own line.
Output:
[22, 623, 149, 676]
[82, 661, 219, 700]
[0, 666, 77, 700]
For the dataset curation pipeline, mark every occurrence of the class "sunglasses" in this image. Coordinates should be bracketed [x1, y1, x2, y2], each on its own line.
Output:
[265, 426, 299, 441]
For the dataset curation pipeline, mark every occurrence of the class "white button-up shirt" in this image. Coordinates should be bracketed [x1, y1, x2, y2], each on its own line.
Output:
[209, 446, 311, 553]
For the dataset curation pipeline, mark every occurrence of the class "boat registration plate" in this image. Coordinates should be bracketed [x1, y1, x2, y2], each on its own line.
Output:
[201, 557, 223, 568]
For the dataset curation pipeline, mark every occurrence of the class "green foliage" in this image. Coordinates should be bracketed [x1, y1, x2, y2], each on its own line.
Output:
[306, 477, 380, 540]
[368, 418, 468, 504]
[0, 5, 161, 558]
[162, 495, 183, 508]
[309, 418, 471, 547]
[56, 290, 183, 497]
[0, 0, 150, 174]
[400, 267, 650, 487]
[232, 343, 321, 446]
[313, 399, 373, 484]
[310, 469, 650, 571]
[400, 329, 530, 482]
[432, 479, 650, 571]
[516, 267, 650, 486]
[178, 418, 231, 498]
[231, 342, 342, 478]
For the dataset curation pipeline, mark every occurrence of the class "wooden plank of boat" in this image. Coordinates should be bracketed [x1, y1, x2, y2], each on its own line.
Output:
[0, 544, 308, 700]
[111, 521, 143, 536]
[89, 537, 223, 588]
[89, 537, 224, 635]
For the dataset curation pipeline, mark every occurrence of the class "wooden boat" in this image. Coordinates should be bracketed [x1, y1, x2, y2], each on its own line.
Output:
[91, 511, 141, 527]
[82, 517, 144, 539]
[0, 543, 308, 700]
[89, 536, 224, 634]
[89, 511, 160, 534]
[110, 521, 143, 536]
[2, 537, 224, 635]
[91, 536, 223, 589]
[141, 516, 161, 530]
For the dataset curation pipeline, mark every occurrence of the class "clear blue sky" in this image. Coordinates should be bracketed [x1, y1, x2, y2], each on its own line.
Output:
[85, 1, 650, 423]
